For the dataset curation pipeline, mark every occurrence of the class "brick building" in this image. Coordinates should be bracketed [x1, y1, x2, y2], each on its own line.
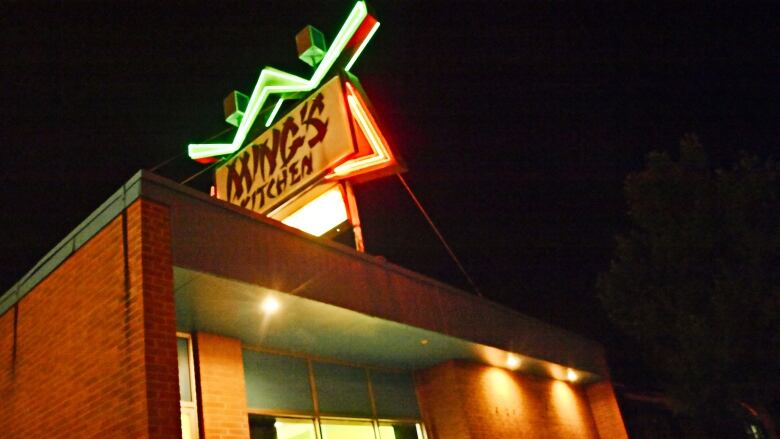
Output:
[0, 171, 628, 438]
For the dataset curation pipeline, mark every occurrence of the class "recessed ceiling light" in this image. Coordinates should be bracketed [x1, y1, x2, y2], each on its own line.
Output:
[567, 368, 578, 382]
[261, 296, 280, 314]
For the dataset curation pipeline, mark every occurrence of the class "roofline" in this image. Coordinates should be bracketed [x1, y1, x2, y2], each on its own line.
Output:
[0, 171, 602, 360]
[0, 171, 144, 316]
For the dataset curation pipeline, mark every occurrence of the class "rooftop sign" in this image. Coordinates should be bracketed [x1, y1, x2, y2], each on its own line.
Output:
[215, 77, 355, 215]
[188, 1, 401, 241]
[187, 1, 376, 161]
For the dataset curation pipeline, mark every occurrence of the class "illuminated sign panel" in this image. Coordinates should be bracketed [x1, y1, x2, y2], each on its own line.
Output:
[281, 185, 348, 236]
[215, 77, 355, 215]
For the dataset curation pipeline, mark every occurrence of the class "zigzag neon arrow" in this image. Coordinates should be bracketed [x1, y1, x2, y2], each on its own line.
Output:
[328, 81, 395, 179]
[189, 1, 374, 161]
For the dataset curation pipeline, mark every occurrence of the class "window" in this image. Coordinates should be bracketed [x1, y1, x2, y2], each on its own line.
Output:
[243, 350, 314, 413]
[249, 415, 425, 439]
[243, 348, 427, 439]
[314, 362, 372, 418]
[320, 419, 375, 438]
[378, 422, 425, 439]
[177, 334, 199, 439]
[250, 415, 317, 439]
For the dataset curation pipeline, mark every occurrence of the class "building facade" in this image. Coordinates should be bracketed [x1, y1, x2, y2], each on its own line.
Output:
[0, 171, 628, 438]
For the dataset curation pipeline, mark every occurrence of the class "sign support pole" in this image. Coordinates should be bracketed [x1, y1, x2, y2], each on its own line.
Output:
[342, 181, 365, 252]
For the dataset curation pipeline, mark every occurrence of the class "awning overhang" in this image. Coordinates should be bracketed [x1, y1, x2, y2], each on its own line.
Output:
[175, 266, 599, 382]
[139, 172, 608, 382]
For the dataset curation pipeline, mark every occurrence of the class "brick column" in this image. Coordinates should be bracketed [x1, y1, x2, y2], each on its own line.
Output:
[194, 333, 250, 439]
[127, 199, 182, 438]
[0, 199, 181, 438]
[585, 380, 629, 439]
[414, 362, 471, 438]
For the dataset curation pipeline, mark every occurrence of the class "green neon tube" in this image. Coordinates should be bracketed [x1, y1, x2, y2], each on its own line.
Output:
[188, 1, 369, 160]
[265, 97, 285, 127]
[307, 1, 367, 87]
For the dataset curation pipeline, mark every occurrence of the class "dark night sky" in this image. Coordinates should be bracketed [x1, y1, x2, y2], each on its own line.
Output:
[1, 1, 778, 384]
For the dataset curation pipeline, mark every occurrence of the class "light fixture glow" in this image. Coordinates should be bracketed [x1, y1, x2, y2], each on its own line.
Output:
[345, 21, 380, 72]
[281, 186, 348, 236]
[328, 82, 394, 178]
[506, 354, 521, 369]
[261, 296, 280, 314]
[188, 1, 372, 160]
[566, 368, 578, 382]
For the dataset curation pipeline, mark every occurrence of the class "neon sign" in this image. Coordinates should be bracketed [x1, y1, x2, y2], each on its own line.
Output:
[328, 82, 395, 180]
[188, 1, 374, 161]
[215, 77, 356, 215]
[191, 1, 402, 241]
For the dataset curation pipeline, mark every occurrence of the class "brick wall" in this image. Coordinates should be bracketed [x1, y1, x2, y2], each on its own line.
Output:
[193, 333, 250, 439]
[416, 360, 608, 439]
[585, 379, 629, 439]
[413, 361, 470, 438]
[0, 199, 180, 438]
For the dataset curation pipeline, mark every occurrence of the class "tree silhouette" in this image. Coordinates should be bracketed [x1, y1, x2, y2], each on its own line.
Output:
[598, 136, 779, 435]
